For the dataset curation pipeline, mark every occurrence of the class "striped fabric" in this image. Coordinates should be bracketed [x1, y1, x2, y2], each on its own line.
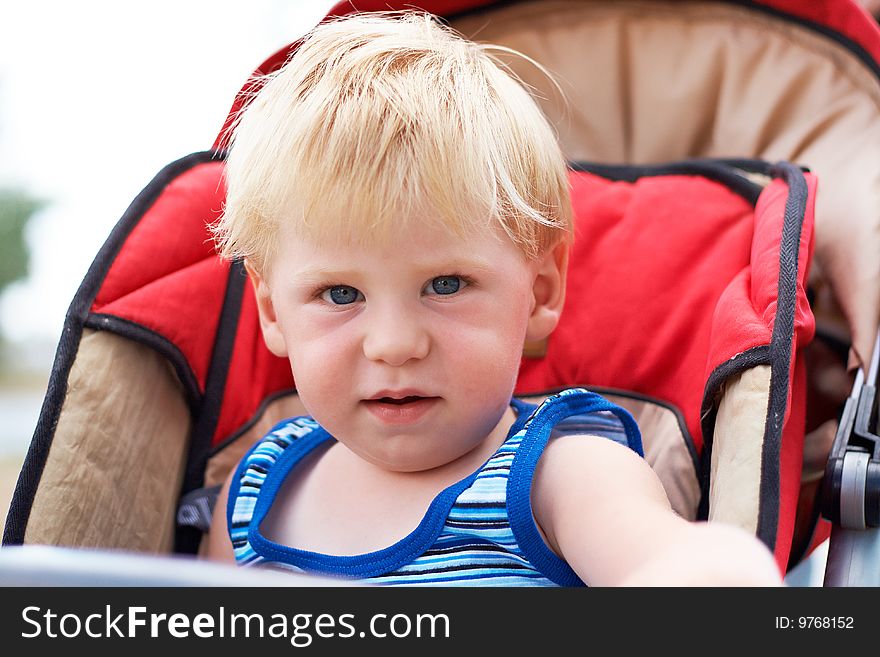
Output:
[228, 388, 642, 586]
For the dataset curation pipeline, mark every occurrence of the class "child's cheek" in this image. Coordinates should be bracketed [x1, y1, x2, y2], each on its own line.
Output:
[437, 298, 530, 386]
[285, 311, 360, 381]
[284, 302, 362, 351]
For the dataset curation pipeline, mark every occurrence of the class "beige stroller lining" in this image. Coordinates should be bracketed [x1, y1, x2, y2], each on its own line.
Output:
[25, 330, 189, 552]
[710, 366, 771, 530]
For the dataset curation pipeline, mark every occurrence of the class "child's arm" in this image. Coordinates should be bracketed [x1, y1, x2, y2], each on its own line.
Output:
[532, 434, 783, 586]
[204, 469, 237, 563]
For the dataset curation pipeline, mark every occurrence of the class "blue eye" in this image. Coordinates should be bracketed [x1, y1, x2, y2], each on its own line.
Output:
[322, 285, 362, 305]
[428, 276, 464, 295]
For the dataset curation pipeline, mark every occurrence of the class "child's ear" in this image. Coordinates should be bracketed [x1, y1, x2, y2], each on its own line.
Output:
[525, 240, 569, 342]
[244, 260, 288, 358]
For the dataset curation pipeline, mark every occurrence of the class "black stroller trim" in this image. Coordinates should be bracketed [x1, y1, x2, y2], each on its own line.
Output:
[210, 386, 301, 457]
[176, 259, 247, 553]
[723, 0, 880, 82]
[760, 162, 810, 544]
[570, 160, 764, 205]
[2, 151, 221, 547]
[83, 313, 202, 413]
[697, 163, 810, 554]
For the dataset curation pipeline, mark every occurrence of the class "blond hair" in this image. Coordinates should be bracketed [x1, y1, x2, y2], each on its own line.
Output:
[215, 11, 572, 273]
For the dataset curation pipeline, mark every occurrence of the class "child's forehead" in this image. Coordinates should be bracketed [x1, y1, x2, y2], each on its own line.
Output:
[279, 205, 512, 252]
[274, 210, 522, 261]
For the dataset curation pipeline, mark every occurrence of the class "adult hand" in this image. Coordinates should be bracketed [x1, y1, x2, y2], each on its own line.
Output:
[859, 0, 880, 18]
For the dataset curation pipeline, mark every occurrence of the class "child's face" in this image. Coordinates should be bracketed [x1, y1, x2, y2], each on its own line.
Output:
[250, 217, 564, 473]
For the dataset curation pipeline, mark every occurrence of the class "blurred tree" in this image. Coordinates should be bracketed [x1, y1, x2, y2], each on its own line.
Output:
[0, 189, 42, 375]
[0, 189, 41, 296]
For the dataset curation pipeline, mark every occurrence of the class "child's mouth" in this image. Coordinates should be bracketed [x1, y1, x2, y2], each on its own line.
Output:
[363, 395, 440, 424]
[377, 396, 424, 405]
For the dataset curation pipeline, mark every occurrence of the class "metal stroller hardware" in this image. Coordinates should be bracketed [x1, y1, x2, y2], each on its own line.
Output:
[821, 330, 880, 586]
[822, 330, 880, 529]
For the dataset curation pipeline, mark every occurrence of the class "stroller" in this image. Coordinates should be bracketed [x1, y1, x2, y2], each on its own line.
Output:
[3, 0, 879, 586]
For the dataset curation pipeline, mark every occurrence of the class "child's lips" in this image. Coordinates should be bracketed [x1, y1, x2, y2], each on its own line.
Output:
[361, 396, 440, 424]
[372, 395, 425, 405]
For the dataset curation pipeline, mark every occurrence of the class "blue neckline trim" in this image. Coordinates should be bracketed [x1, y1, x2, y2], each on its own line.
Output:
[246, 400, 533, 578]
[506, 389, 643, 587]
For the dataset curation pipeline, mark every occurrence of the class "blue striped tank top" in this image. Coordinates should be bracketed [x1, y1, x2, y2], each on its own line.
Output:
[227, 387, 643, 586]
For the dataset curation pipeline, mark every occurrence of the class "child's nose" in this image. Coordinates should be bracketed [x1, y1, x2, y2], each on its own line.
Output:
[361, 305, 430, 366]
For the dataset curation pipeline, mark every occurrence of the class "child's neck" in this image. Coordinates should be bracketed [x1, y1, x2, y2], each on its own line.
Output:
[354, 404, 519, 483]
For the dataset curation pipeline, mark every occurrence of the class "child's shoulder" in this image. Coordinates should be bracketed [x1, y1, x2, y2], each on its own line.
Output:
[525, 387, 643, 457]
[533, 389, 650, 496]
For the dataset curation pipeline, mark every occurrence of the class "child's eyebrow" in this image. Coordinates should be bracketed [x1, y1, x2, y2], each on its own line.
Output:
[418, 257, 495, 273]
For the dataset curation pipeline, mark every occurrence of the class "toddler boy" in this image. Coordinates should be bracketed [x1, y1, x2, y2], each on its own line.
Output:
[206, 12, 781, 586]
